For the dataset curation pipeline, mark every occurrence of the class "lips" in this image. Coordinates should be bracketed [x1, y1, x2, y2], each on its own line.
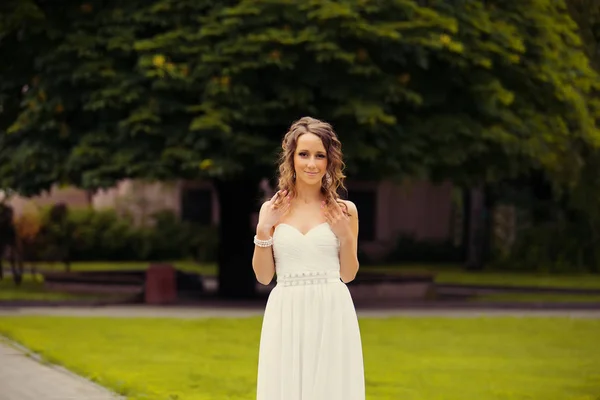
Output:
[305, 171, 319, 177]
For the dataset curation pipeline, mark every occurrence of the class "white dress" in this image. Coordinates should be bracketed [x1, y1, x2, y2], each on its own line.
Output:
[256, 222, 365, 400]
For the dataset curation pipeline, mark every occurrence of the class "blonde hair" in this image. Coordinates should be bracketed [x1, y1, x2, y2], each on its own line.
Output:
[277, 116, 349, 214]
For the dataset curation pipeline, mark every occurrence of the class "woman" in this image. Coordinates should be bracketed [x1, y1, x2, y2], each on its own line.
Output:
[253, 116, 365, 400]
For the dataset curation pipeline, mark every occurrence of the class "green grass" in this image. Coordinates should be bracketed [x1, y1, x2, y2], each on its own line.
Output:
[0, 261, 215, 301]
[473, 293, 600, 303]
[29, 262, 600, 290]
[0, 275, 110, 301]
[0, 316, 599, 400]
[31, 260, 216, 275]
[4, 262, 599, 302]
[364, 264, 600, 290]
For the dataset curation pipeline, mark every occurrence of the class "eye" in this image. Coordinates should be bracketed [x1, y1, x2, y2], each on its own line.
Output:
[317, 154, 326, 159]
[298, 152, 308, 157]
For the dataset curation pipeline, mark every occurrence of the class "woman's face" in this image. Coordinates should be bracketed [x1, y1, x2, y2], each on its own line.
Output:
[293, 133, 328, 187]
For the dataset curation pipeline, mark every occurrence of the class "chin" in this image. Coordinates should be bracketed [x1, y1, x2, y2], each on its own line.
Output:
[298, 175, 323, 186]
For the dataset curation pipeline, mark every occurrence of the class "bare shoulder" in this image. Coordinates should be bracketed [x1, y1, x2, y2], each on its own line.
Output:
[340, 199, 358, 218]
[259, 200, 272, 215]
[340, 200, 359, 236]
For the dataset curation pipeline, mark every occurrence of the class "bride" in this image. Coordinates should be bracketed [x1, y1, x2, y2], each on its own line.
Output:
[252, 116, 365, 400]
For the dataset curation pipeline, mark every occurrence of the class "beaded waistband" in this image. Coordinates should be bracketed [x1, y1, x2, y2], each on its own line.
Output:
[276, 270, 341, 287]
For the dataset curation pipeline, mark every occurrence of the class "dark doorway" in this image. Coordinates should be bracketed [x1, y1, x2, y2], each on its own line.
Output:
[347, 189, 376, 241]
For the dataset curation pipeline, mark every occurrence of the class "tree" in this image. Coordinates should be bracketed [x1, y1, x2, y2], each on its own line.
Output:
[449, 1, 600, 269]
[0, 203, 24, 285]
[567, 0, 600, 70]
[547, 0, 600, 272]
[1, 0, 599, 295]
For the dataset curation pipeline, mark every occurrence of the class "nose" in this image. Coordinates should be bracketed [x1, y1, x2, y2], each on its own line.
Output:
[307, 158, 316, 168]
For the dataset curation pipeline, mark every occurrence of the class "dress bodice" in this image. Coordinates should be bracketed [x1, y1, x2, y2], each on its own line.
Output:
[273, 222, 340, 276]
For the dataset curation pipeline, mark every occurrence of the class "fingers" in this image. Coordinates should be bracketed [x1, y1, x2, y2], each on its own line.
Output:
[334, 200, 350, 220]
[322, 200, 348, 225]
[322, 201, 337, 224]
[270, 192, 279, 201]
[279, 197, 292, 215]
[333, 199, 342, 211]
[322, 202, 332, 224]
[274, 193, 292, 216]
[268, 191, 280, 205]
[334, 199, 348, 217]
[270, 190, 288, 208]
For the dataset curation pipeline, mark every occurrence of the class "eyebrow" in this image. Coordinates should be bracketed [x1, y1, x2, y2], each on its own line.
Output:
[298, 149, 326, 153]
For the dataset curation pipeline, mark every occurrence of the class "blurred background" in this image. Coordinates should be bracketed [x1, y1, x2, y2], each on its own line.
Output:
[0, 1, 599, 399]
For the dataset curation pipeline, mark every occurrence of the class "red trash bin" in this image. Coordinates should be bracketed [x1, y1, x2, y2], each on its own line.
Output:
[145, 264, 177, 304]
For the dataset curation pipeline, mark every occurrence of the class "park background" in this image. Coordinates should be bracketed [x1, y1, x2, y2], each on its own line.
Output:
[1, 1, 600, 399]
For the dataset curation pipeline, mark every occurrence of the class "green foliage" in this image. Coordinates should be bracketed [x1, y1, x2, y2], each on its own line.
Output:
[566, 0, 600, 70]
[140, 210, 218, 263]
[504, 222, 599, 273]
[18, 206, 217, 263]
[1, 0, 599, 193]
[491, 205, 600, 273]
[2, 0, 600, 279]
[375, 235, 463, 265]
[476, 2, 600, 275]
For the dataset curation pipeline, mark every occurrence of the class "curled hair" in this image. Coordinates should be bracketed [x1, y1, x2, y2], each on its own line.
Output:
[277, 116, 349, 215]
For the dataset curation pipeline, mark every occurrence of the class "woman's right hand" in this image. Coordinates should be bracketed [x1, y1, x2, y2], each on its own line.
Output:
[256, 190, 291, 237]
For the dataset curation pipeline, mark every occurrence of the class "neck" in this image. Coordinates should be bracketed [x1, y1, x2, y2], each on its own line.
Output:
[294, 180, 323, 203]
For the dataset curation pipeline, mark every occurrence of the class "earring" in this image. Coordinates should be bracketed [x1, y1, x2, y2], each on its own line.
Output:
[323, 173, 332, 187]
[293, 172, 296, 180]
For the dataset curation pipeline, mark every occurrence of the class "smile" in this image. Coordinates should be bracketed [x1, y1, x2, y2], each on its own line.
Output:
[305, 171, 319, 176]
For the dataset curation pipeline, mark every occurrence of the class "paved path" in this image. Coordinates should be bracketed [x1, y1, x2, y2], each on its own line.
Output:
[0, 339, 122, 400]
[1, 305, 600, 319]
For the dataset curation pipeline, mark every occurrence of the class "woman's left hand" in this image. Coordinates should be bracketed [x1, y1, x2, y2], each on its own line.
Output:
[322, 200, 352, 242]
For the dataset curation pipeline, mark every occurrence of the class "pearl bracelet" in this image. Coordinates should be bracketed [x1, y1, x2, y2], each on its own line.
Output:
[254, 235, 273, 248]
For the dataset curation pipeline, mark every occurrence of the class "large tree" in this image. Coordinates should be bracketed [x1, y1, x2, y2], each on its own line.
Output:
[1, 0, 599, 295]
[567, 0, 600, 69]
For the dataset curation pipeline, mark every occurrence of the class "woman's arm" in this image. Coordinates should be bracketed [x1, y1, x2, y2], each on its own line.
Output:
[338, 200, 359, 283]
[252, 201, 276, 285]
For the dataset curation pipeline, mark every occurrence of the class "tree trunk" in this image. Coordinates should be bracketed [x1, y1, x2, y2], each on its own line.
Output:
[10, 245, 23, 286]
[464, 185, 495, 271]
[214, 177, 261, 299]
[465, 187, 486, 271]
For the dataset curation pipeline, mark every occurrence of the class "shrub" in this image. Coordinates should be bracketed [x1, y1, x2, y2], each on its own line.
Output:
[491, 221, 599, 273]
[15, 206, 218, 264]
[384, 234, 463, 264]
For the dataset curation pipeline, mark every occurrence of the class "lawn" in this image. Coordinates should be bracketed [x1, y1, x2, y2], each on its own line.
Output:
[363, 264, 600, 290]
[0, 261, 214, 302]
[473, 293, 600, 303]
[30, 260, 217, 275]
[3, 262, 600, 303]
[25, 261, 600, 290]
[3, 274, 599, 303]
[0, 275, 112, 301]
[0, 316, 598, 400]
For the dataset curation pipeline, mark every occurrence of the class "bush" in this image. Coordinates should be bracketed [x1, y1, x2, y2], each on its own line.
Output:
[383, 234, 463, 264]
[68, 208, 139, 261]
[138, 210, 218, 262]
[491, 220, 599, 273]
[16, 206, 218, 263]
[13, 209, 43, 260]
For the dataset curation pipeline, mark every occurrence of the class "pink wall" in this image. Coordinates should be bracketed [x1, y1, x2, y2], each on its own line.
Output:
[384, 180, 454, 241]
[347, 180, 454, 260]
